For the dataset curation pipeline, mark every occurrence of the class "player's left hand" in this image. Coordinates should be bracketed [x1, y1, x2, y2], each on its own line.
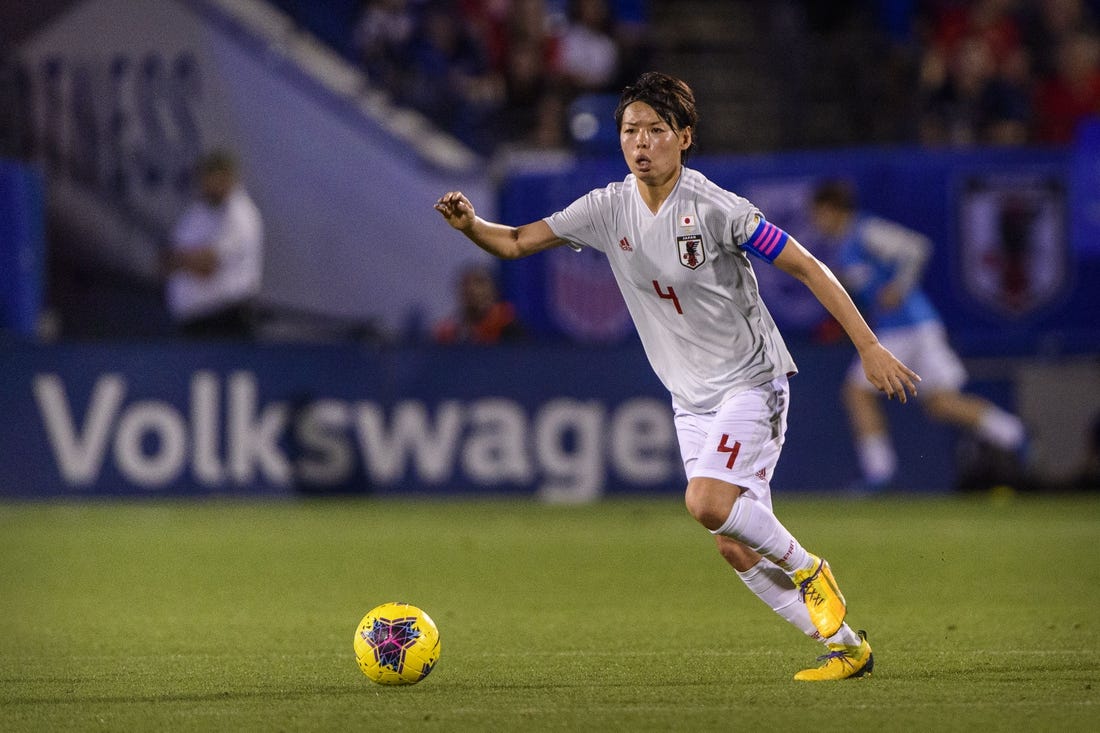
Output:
[859, 342, 920, 403]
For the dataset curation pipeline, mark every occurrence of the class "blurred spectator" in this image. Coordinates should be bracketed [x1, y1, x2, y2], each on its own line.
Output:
[919, 33, 1031, 145]
[496, 0, 568, 148]
[1033, 32, 1100, 143]
[317, 0, 1100, 153]
[500, 40, 567, 148]
[916, 0, 1031, 146]
[558, 0, 620, 94]
[1020, 0, 1098, 79]
[989, 45, 1036, 144]
[609, 0, 651, 88]
[433, 264, 524, 344]
[458, 0, 514, 70]
[353, 0, 416, 93]
[347, 0, 650, 154]
[401, 1, 502, 154]
[916, 0, 1100, 147]
[920, 0, 1022, 64]
[164, 151, 263, 340]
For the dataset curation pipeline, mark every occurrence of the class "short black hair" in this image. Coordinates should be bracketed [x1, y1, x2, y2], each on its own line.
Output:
[615, 72, 698, 160]
[812, 180, 856, 212]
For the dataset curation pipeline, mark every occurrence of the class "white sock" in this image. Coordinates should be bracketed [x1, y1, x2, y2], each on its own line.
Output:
[976, 408, 1026, 451]
[711, 497, 813, 574]
[856, 433, 896, 485]
[737, 558, 822, 641]
[825, 625, 864, 648]
[737, 559, 863, 647]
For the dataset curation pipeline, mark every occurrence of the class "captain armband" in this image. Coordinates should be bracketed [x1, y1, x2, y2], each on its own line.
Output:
[741, 219, 789, 263]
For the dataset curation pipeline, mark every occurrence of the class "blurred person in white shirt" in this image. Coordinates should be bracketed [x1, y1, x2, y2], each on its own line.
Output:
[165, 150, 263, 339]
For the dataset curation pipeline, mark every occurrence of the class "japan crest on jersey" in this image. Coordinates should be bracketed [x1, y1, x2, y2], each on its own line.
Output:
[677, 234, 706, 270]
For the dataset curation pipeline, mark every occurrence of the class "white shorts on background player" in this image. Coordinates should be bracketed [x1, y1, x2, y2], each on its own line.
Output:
[675, 376, 790, 510]
[845, 321, 966, 394]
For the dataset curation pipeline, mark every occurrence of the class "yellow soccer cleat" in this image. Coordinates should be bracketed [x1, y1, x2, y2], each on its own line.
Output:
[793, 556, 847, 638]
[794, 630, 873, 681]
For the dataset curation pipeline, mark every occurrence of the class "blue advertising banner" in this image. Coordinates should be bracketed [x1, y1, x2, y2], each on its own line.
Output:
[0, 341, 960, 499]
[0, 342, 677, 499]
[499, 146, 1098, 357]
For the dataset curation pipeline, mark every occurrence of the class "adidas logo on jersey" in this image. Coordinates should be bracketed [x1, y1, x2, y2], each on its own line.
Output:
[619, 236, 633, 252]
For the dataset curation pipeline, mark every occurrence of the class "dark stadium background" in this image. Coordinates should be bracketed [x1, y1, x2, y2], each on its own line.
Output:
[2, 0, 1099, 498]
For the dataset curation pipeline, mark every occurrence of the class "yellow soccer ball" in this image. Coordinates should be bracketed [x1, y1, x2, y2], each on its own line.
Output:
[354, 602, 441, 685]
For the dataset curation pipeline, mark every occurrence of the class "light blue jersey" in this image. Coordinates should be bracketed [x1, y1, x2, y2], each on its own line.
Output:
[835, 215, 940, 331]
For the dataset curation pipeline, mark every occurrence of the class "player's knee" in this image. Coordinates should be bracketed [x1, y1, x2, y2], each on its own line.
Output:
[842, 381, 870, 410]
[921, 391, 953, 421]
[684, 478, 736, 531]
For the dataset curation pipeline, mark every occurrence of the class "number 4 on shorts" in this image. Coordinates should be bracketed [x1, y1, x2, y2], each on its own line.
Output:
[717, 434, 741, 469]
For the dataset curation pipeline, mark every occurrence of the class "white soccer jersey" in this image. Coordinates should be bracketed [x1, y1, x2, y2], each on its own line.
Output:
[545, 166, 797, 413]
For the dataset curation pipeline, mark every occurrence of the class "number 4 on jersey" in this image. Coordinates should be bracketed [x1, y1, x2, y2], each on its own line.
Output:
[652, 280, 682, 314]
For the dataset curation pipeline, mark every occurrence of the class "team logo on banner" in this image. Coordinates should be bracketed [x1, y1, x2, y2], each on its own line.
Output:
[958, 176, 1069, 317]
[546, 247, 632, 342]
[676, 234, 705, 270]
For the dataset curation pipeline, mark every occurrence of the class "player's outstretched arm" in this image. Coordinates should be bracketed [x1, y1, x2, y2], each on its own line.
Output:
[773, 236, 921, 402]
[434, 191, 566, 259]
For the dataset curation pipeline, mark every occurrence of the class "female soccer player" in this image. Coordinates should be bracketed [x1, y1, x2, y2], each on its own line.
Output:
[434, 71, 920, 681]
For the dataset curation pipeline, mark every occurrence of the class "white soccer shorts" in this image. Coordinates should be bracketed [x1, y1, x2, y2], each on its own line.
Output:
[674, 376, 790, 509]
[845, 321, 967, 395]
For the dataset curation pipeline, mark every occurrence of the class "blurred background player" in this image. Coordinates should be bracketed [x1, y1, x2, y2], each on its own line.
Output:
[810, 180, 1027, 492]
[164, 150, 264, 340]
[433, 263, 524, 344]
[436, 71, 923, 681]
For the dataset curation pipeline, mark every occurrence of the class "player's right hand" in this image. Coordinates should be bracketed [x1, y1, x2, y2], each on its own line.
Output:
[434, 191, 476, 231]
[860, 342, 920, 403]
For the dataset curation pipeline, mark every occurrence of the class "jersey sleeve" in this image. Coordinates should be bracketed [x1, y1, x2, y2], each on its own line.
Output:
[543, 190, 606, 253]
[859, 217, 931, 295]
[740, 215, 789, 263]
[701, 185, 788, 263]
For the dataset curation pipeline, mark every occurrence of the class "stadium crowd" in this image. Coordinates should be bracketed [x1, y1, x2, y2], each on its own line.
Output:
[269, 0, 1100, 156]
[914, 0, 1100, 146]
[351, 0, 650, 154]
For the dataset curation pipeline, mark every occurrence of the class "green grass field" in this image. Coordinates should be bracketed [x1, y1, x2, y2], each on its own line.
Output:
[2, 493, 1098, 731]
